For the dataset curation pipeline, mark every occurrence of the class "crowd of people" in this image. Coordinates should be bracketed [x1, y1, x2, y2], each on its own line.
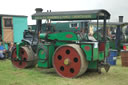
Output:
[0, 41, 15, 60]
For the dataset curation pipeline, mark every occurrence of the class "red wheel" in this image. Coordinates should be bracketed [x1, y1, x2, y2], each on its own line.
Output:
[11, 46, 37, 68]
[53, 44, 88, 78]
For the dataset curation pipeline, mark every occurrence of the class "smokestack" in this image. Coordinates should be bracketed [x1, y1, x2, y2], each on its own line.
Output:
[119, 16, 123, 22]
[35, 8, 43, 13]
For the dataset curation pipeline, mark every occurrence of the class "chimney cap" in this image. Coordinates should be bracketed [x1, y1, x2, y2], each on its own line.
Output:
[119, 16, 123, 22]
[35, 8, 43, 13]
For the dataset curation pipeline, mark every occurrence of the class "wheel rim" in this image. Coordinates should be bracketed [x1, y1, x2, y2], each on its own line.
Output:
[11, 46, 37, 68]
[53, 44, 88, 78]
[11, 48, 27, 68]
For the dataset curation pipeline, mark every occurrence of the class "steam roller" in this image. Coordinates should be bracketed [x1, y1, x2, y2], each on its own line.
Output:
[10, 8, 111, 78]
[11, 46, 37, 68]
[53, 44, 88, 78]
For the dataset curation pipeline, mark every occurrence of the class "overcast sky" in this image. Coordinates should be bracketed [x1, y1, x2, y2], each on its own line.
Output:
[0, 0, 127, 25]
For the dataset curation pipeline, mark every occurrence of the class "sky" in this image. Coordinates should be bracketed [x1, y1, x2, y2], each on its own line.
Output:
[0, 0, 127, 25]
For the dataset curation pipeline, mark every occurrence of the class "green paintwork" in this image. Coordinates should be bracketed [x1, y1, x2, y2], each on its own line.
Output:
[93, 47, 99, 60]
[105, 42, 110, 57]
[88, 61, 98, 69]
[109, 40, 116, 49]
[40, 33, 47, 39]
[16, 43, 21, 60]
[81, 44, 92, 61]
[55, 41, 67, 47]
[29, 22, 82, 33]
[81, 42, 99, 61]
[93, 32, 103, 41]
[37, 44, 55, 68]
[15, 42, 25, 60]
[99, 52, 104, 60]
[32, 14, 97, 20]
[126, 46, 128, 50]
[52, 22, 81, 32]
[48, 32, 78, 41]
[13, 17, 27, 43]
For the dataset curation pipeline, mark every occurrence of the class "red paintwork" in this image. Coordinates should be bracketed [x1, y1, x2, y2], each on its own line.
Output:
[123, 45, 127, 50]
[41, 51, 44, 54]
[84, 46, 90, 51]
[99, 42, 105, 51]
[75, 27, 78, 29]
[66, 34, 73, 38]
[11, 48, 28, 68]
[53, 46, 81, 78]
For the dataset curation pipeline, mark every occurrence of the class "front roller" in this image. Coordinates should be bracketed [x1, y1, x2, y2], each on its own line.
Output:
[11, 46, 37, 68]
[53, 44, 88, 78]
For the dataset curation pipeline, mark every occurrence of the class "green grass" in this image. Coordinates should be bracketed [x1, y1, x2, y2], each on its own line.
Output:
[0, 59, 128, 85]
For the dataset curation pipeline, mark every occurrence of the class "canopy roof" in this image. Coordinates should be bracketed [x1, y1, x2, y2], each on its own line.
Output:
[32, 9, 110, 21]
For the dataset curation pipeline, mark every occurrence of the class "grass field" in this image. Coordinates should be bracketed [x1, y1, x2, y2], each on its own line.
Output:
[0, 58, 128, 85]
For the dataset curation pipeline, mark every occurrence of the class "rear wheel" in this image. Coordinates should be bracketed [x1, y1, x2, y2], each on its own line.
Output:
[53, 44, 88, 78]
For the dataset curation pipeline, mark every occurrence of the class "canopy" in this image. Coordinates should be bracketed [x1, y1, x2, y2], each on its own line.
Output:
[32, 9, 110, 21]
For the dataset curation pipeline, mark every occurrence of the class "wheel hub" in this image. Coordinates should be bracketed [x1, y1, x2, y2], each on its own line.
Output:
[64, 58, 70, 66]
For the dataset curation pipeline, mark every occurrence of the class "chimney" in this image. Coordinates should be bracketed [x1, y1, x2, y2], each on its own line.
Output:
[119, 16, 123, 22]
[35, 8, 43, 13]
[47, 10, 51, 12]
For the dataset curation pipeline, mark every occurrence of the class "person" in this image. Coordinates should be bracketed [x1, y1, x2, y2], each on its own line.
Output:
[7, 42, 15, 58]
[88, 25, 97, 41]
[0, 42, 6, 59]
